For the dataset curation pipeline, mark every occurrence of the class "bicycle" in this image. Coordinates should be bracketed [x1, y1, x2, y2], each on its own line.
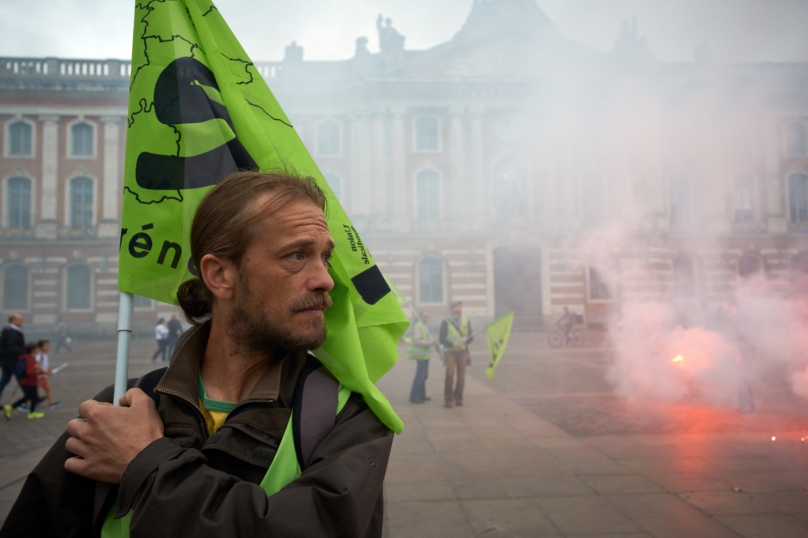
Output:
[547, 328, 584, 348]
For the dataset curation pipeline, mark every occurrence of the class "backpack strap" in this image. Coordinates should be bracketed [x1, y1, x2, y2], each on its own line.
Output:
[292, 354, 339, 470]
[92, 367, 167, 536]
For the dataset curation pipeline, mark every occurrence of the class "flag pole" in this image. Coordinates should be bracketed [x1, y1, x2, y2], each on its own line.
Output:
[113, 290, 134, 407]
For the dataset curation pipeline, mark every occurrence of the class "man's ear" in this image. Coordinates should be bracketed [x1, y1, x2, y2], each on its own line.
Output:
[199, 254, 237, 301]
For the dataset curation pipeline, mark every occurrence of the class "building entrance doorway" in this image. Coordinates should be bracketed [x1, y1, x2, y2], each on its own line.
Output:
[493, 245, 543, 330]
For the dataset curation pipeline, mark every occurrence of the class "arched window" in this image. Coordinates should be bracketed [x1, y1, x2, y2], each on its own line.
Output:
[2, 265, 28, 310]
[492, 157, 528, 223]
[786, 123, 807, 156]
[317, 122, 340, 156]
[733, 174, 755, 223]
[7, 177, 31, 229]
[418, 257, 443, 304]
[9, 122, 32, 156]
[70, 177, 93, 228]
[414, 117, 439, 151]
[71, 123, 93, 157]
[669, 176, 690, 228]
[324, 173, 341, 201]
[581, 171, 605, 225]
[416, 170, 440, 223]
[66, 265, 91, 310]
[789, 173, 808, 224]
[673, 255, 695, 298]
[738, 255, 762, 278]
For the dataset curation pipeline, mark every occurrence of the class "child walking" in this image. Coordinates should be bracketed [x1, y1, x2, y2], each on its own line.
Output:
[35, 340, 61, 409]
[3, 342, 46, 420]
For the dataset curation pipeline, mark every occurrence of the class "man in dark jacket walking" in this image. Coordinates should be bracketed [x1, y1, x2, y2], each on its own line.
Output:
[2, 172, 393, 538]
[0, 313, 25, 403]
[166, 312, 183, 360]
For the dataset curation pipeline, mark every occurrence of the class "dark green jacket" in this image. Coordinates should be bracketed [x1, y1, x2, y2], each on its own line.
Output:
[1, 322, 393, 538]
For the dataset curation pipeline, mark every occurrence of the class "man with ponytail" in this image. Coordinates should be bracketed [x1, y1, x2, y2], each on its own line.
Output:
[3, 172, 393, 538]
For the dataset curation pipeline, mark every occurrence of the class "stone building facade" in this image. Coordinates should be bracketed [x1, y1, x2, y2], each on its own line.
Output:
[1, 0, 807, 335]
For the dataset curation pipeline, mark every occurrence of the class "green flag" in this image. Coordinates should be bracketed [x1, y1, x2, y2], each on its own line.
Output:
[119, 0, 408, 433]
[484, 312, 514, 380]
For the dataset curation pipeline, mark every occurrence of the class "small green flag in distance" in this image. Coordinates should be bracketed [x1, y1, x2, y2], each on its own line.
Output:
[119, 0, 408, 433]
[384, 276, 408, 308]
[485, 312, 514, 380]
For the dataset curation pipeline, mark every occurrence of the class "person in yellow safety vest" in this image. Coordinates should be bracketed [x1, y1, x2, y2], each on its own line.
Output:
[439, 300, 474, 408]
[407, 311, 436, 404]
[2, 172, 393, 538]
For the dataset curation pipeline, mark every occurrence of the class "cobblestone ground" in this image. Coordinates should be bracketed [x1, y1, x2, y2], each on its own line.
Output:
[0, 338, 170, 459]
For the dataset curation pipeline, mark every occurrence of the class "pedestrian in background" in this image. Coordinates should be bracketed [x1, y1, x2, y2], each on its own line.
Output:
[166, 312, 183, 360]
[0, 313, 25, 403]
[439, 301, 474, 408]
[54, 319, 71, 354]
[408, 310, 436, 404]
[35, 340, 61, 410]
[4, 342, 45, 420]
[151, 318, 169, 362]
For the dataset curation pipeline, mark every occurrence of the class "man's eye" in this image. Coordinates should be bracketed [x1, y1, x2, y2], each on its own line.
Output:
[322, 254, 332, 267]
[290, 252, 303, 261]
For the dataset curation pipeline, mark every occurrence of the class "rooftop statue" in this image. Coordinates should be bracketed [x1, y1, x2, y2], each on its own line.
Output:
[377, 14, 405, 55]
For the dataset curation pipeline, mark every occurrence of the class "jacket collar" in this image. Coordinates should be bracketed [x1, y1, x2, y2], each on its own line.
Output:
[156, 320, 287, 405]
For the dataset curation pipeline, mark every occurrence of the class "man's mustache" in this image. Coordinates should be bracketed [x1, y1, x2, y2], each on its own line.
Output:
[290, 293, 333, 312]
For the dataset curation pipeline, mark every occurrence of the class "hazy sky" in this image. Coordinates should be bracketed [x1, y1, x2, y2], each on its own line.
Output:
[1, 0, 806, 64]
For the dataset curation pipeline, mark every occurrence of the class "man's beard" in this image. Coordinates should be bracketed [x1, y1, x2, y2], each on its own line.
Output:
[228, 279, 332, 357]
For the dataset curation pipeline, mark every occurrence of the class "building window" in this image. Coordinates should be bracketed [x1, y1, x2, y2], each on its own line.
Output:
[9, 122, 32, 156]
[324, 173, 341, 201]
[416, 170, 440, 223]
[733, 174, 755, 223]
[492, 157, 528, 223]
[418, 257, 443, 304]
[789, 173, 808, 224]
[588, 267, 611, 301]
[669, 176, 690, 228]
[7, 177, 32, 229]
[786, 123, 807, 156]
[133, 295, 152, 308]
[317, 122, 340, 156]
[71, 123, 94, 157]
[66, 265, 91, 310]
[581, 171, 605, 225]
[673, 255, 695, 298]
[793, 251, 808, 274]
[70, 177, 93, 229]
[2, 265, 28, 310]
[414, 117, 439, 151]
[738, 255, 761, 278]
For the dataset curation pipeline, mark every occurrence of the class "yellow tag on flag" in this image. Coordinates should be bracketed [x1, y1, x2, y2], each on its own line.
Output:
[485, 312, 514, 380]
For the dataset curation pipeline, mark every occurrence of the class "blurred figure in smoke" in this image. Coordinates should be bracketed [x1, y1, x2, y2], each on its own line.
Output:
[721, 301, 755, 413]
[407, 311, 436, 404]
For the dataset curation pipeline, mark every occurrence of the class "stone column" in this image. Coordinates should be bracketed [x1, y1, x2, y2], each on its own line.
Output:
[390, 106, 409, 232]
[99, 116, 121, 238]
[371, 111, 387, 229]
[469, 108, 485, 228]
[349, 113, 373, 226]
[36, 115, 59, 239]
[448, 107, 465, 227]
[763, 121, 787, 233]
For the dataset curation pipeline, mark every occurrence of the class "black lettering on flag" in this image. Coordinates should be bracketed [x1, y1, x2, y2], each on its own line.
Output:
[351, 265, 390, 306]
[136, 57, 257, 191]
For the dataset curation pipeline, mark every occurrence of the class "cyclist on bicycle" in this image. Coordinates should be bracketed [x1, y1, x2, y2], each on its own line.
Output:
[557, 306, 574, 342]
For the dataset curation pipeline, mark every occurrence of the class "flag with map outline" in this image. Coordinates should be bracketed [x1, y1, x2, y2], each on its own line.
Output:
[118, 0, 408, 433]
[484, 312, 514, 380]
